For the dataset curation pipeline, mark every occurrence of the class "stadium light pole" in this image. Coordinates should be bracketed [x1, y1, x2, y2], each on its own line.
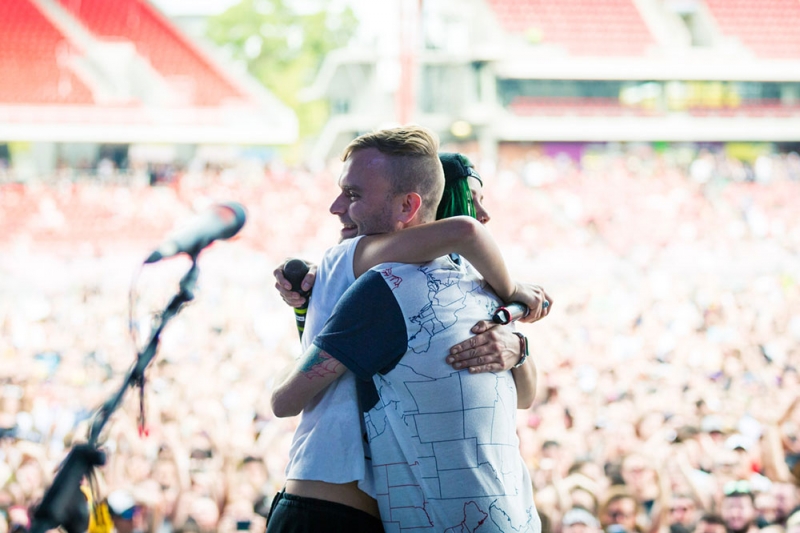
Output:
[397, 0, 421, 124]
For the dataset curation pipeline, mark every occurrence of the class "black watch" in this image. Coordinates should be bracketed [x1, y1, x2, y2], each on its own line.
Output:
[512, 332, 529, 368]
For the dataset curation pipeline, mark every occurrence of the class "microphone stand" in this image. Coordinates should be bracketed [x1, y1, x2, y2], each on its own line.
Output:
[31, 258, 200, 533]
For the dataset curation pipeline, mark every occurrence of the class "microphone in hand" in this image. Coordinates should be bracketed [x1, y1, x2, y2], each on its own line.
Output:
[145, 202, 247, 264]
[492, 302, 530, 325]
[492, 299, 550, 325]
[283, 259, 311, 340]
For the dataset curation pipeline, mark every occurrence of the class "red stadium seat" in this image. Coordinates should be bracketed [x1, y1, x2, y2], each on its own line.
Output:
[704, 0, 800, 59]
[56, 0, 247, 106]
[508, 96, 654, 116]
[0, 0, 94, 104]
[484, 0, 655, 56]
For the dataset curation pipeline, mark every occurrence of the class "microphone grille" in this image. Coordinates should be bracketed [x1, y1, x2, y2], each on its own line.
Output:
[283, 259, 310, 296]
[215, 202, 247, 239]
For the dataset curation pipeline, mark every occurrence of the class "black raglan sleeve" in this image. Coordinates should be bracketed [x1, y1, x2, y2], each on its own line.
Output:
[313, 270, 408, 410]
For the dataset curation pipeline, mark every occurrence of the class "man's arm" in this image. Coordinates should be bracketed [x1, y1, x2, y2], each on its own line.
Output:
[446, 321, 537, 409]
[355, 216, 522, 299]
[445, 281, 552, 374]
[272, 218, 498, 310]
[510, 341, 537, 410]
[272, 270, 408, 418]
[271, 346, 348, 418]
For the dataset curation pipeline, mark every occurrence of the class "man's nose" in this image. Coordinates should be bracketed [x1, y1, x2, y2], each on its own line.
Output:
[330, 194, 346, 214]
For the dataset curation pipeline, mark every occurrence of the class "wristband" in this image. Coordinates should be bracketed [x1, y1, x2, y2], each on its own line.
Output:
[512, 332, 529, 368]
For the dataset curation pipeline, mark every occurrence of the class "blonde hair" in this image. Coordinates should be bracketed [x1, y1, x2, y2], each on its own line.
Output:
[342, 125, 445, 222]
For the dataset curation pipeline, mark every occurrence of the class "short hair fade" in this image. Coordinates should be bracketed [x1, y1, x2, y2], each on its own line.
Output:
[342, 125, 445, 222]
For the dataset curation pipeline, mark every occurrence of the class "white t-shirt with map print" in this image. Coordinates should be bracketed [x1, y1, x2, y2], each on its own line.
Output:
[284, 235, 376, 497]
[314, 255, 539, 533]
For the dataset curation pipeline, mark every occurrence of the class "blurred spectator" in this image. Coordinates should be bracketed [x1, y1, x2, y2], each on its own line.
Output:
[720, 483, 758, 533]
[0, 145, 798, 532]
[786, 509, 800, 533]
[668, 494, 701, 533]
[601, 487, 642, 533]
[563, 506, 603, 533]
[754, 490, 778, 528]
[694, 514, 728, 533]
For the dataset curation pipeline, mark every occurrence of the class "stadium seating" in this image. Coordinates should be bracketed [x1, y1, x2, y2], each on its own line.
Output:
[0, 0, 94, 104]
[704, 0, 800, 59]
[688, 99, 800, 117]
[56, 0, 246, 106]
[484, 0, 655, 56]
[508, 96, 659, 116]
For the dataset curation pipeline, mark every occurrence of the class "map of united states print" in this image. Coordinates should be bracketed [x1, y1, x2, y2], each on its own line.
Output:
[370, 263, 536, 531]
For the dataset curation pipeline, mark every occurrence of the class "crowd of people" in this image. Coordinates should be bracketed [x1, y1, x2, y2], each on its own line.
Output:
[0, 144, 798, 532]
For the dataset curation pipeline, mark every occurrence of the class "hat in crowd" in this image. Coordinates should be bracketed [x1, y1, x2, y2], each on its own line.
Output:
[107, 489, 136, 520]
[701, 415, 724, 434]
[724, 433, 752, 452]
[562, 507, 601, 529]
[737, 414, 763, 441]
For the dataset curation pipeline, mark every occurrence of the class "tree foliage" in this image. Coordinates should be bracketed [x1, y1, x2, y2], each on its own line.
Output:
[206, 0, 357, 140]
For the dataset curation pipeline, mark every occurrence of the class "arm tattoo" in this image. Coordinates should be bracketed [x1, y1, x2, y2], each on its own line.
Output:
[300, 347, 343, 380]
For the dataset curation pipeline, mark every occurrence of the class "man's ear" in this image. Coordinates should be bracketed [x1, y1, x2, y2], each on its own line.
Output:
[398, 192, 423, 224]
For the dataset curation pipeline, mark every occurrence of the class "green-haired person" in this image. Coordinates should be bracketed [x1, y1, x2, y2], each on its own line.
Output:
[276, 149, 550, 379]
[270, 126, 549, 533]
[436, 152, 491, 224]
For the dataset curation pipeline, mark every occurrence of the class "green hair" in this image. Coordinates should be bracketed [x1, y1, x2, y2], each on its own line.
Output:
[436, 153, 482, 220]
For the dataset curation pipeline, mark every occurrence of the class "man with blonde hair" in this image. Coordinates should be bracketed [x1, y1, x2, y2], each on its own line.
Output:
[267, 125, 447, 533]
[270, 125, 542, 532]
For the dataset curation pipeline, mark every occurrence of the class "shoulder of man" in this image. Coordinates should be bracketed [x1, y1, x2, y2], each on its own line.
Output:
[317, 235, 365, 279]
[322, 234, 364, 260]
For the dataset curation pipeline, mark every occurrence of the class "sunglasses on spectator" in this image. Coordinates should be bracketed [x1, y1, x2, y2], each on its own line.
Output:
[724, 480, 751, 496]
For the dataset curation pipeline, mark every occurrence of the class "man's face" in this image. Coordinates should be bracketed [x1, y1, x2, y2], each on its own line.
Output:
[720, 494, 755, 533]
[773, 482, 799, 521]
[604, 497, 637, 532]
[754, 492, 777, 524]
[330, 148, 400, 242]
[669, 497, 698, 526]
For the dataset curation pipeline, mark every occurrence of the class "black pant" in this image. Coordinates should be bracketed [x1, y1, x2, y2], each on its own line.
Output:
[265, 491, 385, 533]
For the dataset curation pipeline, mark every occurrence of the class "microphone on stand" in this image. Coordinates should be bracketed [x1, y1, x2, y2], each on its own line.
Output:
[282, 259, 311, 340]
[30, 444, 106, 533]
[145, 202, 247, 264]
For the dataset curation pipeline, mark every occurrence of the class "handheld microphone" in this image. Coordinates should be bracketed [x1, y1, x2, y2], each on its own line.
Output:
[283, 259, 311, 340]
[492, 302, 529, 325]
[492, 299, 550, 324]
[145, 202, 247, 264]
